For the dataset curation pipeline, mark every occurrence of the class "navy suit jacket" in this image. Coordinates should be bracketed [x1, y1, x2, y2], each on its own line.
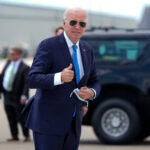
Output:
[25, 34, 100, 136]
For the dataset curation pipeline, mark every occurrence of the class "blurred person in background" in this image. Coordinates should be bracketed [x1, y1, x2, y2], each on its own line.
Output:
[55, 26, 64, 35]
[23, 7, 100, 150]
[0, 47, 30, 142]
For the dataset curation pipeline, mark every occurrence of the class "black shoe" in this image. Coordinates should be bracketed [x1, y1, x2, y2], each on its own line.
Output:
[7, 136, 19, 142]
[23, 137, 31, 142]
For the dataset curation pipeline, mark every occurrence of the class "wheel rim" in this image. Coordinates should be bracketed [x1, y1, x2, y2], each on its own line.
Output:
[101, 108, 130, 137]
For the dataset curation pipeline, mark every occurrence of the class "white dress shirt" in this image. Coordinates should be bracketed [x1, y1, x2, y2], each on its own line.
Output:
[54, 32, 84, 85]
[3, 59, 21, 91]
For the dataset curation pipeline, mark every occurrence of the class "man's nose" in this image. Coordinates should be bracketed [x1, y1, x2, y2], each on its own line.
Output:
[74, 23, 81, 29]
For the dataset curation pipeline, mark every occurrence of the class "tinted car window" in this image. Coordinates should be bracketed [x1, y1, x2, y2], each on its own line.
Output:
[85, 38, 148, 61]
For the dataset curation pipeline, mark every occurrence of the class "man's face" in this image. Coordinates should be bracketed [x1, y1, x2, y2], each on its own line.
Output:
[63, 9, 87, 43]
[9, 50, 21, 61]
[56, 29, 64, 35]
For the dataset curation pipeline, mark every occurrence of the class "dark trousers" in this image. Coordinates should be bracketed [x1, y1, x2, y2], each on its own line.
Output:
[33, 117, 80, 150]
[4, 104, 29, 138]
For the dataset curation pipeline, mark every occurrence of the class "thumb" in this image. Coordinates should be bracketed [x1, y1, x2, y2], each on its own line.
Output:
[67, 63, 72, 70]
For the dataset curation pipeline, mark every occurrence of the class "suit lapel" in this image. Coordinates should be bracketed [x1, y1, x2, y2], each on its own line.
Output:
[79, 42, 89, 84]
[2, 61, 10, 75]
[58, 34, 76, 85]
[14, 61, 22, 82]
[58, 34, 73, 66]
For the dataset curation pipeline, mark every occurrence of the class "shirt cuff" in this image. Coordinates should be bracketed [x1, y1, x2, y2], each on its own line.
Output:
[90, 88, 97, 100]
[54, 72, 63, 85]
[21, 95, 27, 100]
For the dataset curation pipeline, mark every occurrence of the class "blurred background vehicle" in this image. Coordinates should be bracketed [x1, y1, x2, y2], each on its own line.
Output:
[82, 27, 150, 144]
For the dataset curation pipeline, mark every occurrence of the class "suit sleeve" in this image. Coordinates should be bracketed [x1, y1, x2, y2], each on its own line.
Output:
[0, 74, 2, 98]
[87, 47, 101, 99]
[22, 65, 30, 98]
[0, 74, 2, 93]
[27, 39, 55, 89]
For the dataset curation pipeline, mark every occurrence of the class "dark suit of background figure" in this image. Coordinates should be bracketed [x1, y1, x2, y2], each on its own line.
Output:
[24, 7, 100, 150]
[0, 47, 30, 142]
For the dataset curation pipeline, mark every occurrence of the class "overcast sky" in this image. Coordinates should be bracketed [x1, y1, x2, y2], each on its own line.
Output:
[1, 0, 150, 20]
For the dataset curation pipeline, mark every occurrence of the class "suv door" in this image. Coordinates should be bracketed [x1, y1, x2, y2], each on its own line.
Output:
[82, 34, 150, 144]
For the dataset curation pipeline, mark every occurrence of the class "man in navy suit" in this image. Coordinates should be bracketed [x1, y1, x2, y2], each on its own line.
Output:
[25, 7, 100, 150]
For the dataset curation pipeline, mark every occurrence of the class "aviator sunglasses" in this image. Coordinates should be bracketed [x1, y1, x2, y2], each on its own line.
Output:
[69, 20, 86, 28]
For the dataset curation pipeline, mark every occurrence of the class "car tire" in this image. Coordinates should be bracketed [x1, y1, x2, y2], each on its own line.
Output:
[92, 98, 141, 144]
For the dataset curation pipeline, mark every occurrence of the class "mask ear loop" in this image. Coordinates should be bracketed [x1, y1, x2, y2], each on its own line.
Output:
[70, 88, 88, 106]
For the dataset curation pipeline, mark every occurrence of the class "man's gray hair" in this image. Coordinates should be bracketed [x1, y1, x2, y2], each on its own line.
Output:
[63, 7, 87, 20]
[63, 8, 69, 19]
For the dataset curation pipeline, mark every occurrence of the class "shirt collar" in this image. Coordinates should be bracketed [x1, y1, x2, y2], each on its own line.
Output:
[64, 32, 79, 49]
[11, 59, 22, 65]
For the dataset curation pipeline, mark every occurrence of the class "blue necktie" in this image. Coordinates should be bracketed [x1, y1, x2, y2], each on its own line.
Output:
[72, 44, 80, 117]
[72, 44, 80, 84]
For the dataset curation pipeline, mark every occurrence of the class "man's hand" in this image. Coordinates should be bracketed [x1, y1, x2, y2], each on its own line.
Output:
[20, 98, 27, 105]
[61, 64, 74, 83]
[77, 86, 94, 100]
[82, 106, 88, 117]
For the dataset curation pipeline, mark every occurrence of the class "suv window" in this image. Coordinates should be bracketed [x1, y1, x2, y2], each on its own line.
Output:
[85, 38, 148, 61]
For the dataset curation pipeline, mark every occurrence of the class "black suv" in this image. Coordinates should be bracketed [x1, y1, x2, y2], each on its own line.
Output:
[81, 28, 150, 144]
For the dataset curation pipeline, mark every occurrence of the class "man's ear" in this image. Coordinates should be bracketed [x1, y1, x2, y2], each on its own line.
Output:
[62, 20, 65, 26]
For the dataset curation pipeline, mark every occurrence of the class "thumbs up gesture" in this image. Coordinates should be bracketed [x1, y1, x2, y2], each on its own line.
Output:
[61, 64, 74, 83]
